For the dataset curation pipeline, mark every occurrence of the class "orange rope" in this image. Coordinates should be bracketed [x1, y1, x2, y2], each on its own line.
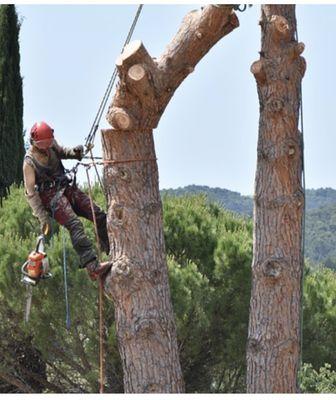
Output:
[78, 157, 157, 168]
[85, 167, 105, 394]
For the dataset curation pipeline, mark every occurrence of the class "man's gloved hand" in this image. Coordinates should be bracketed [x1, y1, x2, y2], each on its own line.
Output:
[73, 145, 84, 161]
[41, 218, 51, 236]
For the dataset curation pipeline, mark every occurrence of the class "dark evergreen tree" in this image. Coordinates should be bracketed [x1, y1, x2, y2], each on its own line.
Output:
[0, 5, 24, 205]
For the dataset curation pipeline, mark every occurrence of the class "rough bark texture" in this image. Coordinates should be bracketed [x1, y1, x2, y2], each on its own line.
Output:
[247, 5, 306, 393]
[101, 5, 239, 393]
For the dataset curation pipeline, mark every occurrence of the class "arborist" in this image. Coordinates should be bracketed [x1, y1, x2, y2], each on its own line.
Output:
[23, 121, 111, 280]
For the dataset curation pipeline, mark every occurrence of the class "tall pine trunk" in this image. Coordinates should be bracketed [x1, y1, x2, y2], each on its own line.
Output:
[0, 5, 24, 205]
[101, 5, 239, 393]
[247, 5, 306, 393]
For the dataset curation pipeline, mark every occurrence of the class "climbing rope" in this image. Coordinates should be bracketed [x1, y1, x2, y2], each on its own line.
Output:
[84, 4, 144, 197]
[295, 25, 306, 387]
[85, 4, 144, 151]
[85, 166, 105, 394]
[61, 227, 71, 331]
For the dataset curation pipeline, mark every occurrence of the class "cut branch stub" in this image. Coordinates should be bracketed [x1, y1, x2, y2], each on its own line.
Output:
[269, 15, 291, 43]
[117, 40, 156, 72]
[251, 60, 266, 85]
[128, 64, 146, 81]
[108, 107, 136, 131]
[109, 40, 159, 130]
[127, 64, 158, 113]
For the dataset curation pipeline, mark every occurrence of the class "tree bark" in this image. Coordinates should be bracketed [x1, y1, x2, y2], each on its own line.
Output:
[247, 5, 306, 393]
[101, 5, 239, 393]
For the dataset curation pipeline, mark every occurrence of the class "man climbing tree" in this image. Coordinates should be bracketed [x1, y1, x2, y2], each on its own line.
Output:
[0, 5, 25, 205]
[247, 5, 306, 392]
[101, 5, 239, 393]
[23, 121, 111, 280]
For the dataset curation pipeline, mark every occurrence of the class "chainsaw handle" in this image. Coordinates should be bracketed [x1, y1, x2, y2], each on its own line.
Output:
[35, 235, 45, 253]
[21, 261, 30, 276]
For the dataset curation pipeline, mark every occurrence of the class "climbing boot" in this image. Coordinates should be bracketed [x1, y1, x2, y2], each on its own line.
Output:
[86, 260, 111, 281]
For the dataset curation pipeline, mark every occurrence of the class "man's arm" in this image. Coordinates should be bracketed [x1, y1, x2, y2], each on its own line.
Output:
[23, 161, 50, 234]
[52, 140, 84, 160]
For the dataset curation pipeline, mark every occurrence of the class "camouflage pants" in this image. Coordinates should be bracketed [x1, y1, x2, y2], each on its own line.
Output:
[40, 184, 109, 268]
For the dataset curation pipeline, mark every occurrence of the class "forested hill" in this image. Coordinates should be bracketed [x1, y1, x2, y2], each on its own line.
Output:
[161, 185, 253, 216]
[161, 186, 336, 269]
[161, 186, 336, 216]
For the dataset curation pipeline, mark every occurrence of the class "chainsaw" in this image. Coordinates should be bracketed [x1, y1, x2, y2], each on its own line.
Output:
[21, 234, 52, 322]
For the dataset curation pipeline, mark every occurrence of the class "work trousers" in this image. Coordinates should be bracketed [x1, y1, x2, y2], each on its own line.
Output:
[39, 185, 109, 268]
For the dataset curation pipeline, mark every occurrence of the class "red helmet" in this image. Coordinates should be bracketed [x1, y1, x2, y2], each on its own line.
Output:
[30, 121, 54, 149]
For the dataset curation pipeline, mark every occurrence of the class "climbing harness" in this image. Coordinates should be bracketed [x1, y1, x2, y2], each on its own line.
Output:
[21, 234, 52, 323]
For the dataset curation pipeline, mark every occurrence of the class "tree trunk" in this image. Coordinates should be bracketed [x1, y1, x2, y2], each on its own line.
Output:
[247, 5, 306, 393]
[101, 5, 239, 393]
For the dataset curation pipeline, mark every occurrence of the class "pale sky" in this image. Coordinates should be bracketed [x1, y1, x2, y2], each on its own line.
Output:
[16, 4, 336, 195]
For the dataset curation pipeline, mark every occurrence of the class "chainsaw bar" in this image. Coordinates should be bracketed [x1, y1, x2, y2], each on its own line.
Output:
[24, 285, 33, 323]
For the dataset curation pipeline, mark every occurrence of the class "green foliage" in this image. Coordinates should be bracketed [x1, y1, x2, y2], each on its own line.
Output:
[0, 185, 121, 393]
[302, 266, 336, 371]
[2, 185, 336, 393]
[163, 194, 252, 392]
[300, 363, 336, 393]
[0, 5, 24, 204]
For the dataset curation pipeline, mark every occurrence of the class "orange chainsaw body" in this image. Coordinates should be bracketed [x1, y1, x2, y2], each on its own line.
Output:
[26, 251, 46, 279]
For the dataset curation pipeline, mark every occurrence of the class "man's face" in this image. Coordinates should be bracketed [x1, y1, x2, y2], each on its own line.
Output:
[34, 138, 53, 150]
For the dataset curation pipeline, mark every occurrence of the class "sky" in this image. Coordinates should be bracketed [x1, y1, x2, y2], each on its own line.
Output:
[16, 4, 336, 195]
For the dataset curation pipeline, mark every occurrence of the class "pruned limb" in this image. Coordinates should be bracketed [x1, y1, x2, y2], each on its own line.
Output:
[108, 5, 239, 131]
[156, 5, 239, 114]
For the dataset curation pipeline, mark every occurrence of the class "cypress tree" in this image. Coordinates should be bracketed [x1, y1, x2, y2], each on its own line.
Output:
[0, 5, 24, 205]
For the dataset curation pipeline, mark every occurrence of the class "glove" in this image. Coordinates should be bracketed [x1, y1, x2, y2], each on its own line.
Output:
[73, 145, 84, 161]
[41, 219, 51, 236]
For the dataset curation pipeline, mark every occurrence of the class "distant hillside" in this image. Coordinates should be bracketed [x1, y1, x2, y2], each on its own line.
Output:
[161, 185, 253, 216]
[305, 188, 336, 210]
[161, 185, 336, 269]
[305, 203, 336, 269]
[162, 186, 336, 215]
